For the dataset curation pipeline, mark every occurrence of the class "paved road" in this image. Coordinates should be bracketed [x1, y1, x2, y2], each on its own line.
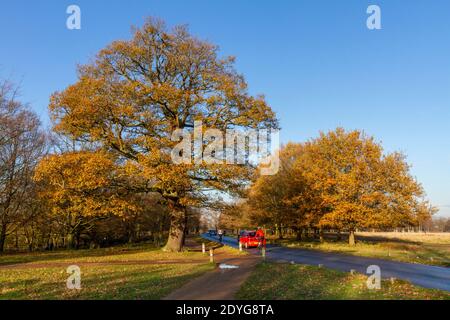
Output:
[201, 234, 450, 292]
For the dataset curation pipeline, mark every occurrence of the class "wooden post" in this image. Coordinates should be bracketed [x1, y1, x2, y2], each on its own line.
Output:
[202, 243, 206, 254]
[209, 249, 214, 263]
[239, 242, 243, 252]
[261, 247, 266, 260]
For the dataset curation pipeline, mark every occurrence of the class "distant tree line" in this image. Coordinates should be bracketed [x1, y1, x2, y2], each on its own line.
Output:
[422, 216, 450, 233]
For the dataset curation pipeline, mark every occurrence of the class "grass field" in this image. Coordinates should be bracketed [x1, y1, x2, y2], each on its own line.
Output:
[269, 232, 450, 267]
[1, 234, 448, 300]
[0, 243, 218, 300]
[237, 262, 450, 300]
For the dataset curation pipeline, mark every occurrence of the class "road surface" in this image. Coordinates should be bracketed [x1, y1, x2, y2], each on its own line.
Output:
[202, 233, 450, 292]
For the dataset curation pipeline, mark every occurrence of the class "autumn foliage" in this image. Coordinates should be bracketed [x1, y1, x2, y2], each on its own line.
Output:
[34, 151, 139, 248]
[244, 128, 435, 245]
[47, 18, 278, 251]
[0, 18, 438, 253]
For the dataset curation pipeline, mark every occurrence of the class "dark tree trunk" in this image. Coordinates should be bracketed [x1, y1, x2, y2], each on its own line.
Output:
[312, 228, 319, 239]
[0, 223, 7, 252]
[66, 233, 75, 249]
[75, 232, 81, 249]
[128, 228, 135, 243]
[15, 231, 19, 251]
[164, 205, 187, 252]
[295, 228, 303, 241]
[277, 225, 283, 240]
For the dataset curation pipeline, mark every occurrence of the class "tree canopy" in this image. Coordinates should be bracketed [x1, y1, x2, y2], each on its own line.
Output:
[245, 128, 435, 245]
[48, 18, 278, 251]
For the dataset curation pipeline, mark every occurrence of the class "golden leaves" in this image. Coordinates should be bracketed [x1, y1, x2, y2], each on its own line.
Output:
[248, 128, 434, 233]
[48, 17, 278, 210]
[34, 151, 136, 219]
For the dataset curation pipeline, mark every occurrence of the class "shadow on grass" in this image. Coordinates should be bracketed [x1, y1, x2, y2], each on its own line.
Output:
[236, 262, 450, 300]
[0, 245, 160, 267]
[0, 263, 213, 300]
[236, 262, 350, 300]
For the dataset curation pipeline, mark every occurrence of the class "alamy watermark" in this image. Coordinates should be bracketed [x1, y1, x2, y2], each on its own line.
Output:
[366, 265, 381, 289]
[367, 5, 382, 30]
[65, 4, 381, 31]
[171, 121, 280, 175]
[66, 5, 81, 30]
[66, 265, 81, 290]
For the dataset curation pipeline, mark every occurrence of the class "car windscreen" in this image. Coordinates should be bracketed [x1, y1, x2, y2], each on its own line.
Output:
[247, 232, 256, 237]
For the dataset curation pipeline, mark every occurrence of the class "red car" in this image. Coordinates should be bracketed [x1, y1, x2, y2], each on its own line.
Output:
[239, 230, 266, 248]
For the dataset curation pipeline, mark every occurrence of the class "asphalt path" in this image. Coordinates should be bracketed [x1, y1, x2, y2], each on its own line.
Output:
[201, 233, 450, 292]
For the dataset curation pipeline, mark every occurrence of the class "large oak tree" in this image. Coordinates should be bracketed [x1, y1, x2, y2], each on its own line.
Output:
[302, 128, 434, 245]
[49, 18, 278, 251]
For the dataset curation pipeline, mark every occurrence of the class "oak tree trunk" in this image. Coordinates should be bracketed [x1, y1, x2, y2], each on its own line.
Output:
[66, 233, 75, 249]
[277, 225, 283, 240]
[349, 230, 356, 246]
[0, 223, 7, 252]
[295, 228, 303, 241]
[164, 206, 187, 252]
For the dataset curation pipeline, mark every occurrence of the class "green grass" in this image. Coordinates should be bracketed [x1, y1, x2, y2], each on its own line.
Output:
[236, 262, 450, 300]
[270, 232, 450, 267]
[0, 243, 157, 266]
[0, 244, 217, 300]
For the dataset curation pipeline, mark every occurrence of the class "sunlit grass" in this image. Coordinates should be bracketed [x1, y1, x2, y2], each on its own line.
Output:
[0, 243, 207, 266]
[0, 243, 217, 300]
[236, 262, 450, 300]
[269, 232, 450, 267]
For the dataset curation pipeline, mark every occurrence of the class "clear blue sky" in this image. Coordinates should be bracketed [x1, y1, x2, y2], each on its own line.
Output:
[1, 0, 449, 217]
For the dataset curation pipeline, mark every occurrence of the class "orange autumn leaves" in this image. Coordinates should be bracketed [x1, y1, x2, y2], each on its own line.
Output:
[34, 151, 138, 219]
[248, 128, 435, 243]
[47, 18, 277, 206]
[43, 18, 278, 251]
